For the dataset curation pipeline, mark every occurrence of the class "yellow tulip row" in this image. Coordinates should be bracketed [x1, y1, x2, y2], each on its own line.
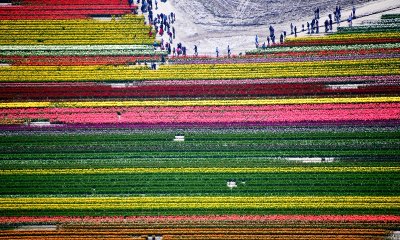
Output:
[0, 15, 153, 45]
[0, 196, 399, 210]
[1, 96, 399, 108]
[2, 167, 399, 175]
[0, 58, 398, 82]
[0, 15, 145, 29]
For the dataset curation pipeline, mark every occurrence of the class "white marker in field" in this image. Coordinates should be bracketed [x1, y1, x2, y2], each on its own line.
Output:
[173, 135, 185, 142]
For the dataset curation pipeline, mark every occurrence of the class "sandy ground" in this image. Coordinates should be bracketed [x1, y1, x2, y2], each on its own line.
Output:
[149, 0, 400, 56]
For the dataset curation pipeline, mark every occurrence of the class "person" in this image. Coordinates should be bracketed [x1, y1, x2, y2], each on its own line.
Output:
[172, 47, 176, 56]
[262, 42, 266, 50]
[155, 0, 158, 10]
[324, 19, 329, 33]
[267, 37, 270, 46]
[294, 26, 297, 37]
[182, 46, 186, 56]
[307, 22, 310, 34]
[255, 34, 259, 48]
[280, 33, 284, 44]
[227, 45, 231, 58]
[302, 24, 305, 32]
[348, 13, 353, 27]
[315, 19, 319, 33]
[172, 27, 175, 39]
[194, 45, 198, 56]
[311, 19, 315, 33]
[167, 44, 171, 55]
[269, 25, 275, 39]
[329, 18, 333, 31]
[290, 23, 294, 34]
[352, 5, 356, 19]
[216, 47, 219, 57]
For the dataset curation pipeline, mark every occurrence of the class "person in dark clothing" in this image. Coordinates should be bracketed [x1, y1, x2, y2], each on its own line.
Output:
[269, 25, 275, 39]
[311, 19, 315, 33]
[324, 19, 329, 32]
[182, 46, 186, 56]
[294, 26, 297, 37]
[280, 33, 284, 44]
[307, 22, 310, 34]
[194, 45, 198, 56]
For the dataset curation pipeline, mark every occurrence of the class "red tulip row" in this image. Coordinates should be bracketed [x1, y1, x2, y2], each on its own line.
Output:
[247, 48, 400, 58]
[1, 83, 399, 100]
[280, 38, 400, 47]
[2, 55, 161, 66]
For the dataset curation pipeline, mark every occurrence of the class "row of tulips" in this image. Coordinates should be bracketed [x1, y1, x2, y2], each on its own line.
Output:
[2, 167, 399, 175]
[1, 97, 398, 108]
[2, 83, 399, 100]
[0, 49, 165, 57]
[0, 9, 133, 19]
[2, 215, 400, 224]
[1, 55, 161, 66]
[246, 43, 400, 54]
[1, 58, 399, 81]
[20, 0, 135, 5]
[170, 53, 400, 65]
[286, 32, 400, 42]
[0, 196, 399, 209]
[1, 103, 399, 125]
[0, 228, 390, 236]
[0, 15, 145, 28]
[244, 48, 400, 59]
[0, 5, 133, 11]
[1, 75, 397, 86]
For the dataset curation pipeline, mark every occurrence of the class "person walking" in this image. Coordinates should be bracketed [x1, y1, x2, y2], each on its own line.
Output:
[348, 13, 353, 27]
[255, 34, 259, 48]
[227, 45, 231, 58]
[194, 45, 198, 56]
[216, 47, 219, 58]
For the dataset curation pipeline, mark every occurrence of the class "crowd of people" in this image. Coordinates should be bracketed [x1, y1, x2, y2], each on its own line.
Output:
[139, 0, 359, 61]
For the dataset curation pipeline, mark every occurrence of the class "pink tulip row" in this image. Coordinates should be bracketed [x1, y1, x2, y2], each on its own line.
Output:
[1, 215, 399, 224]
[1, 103, 399, 124]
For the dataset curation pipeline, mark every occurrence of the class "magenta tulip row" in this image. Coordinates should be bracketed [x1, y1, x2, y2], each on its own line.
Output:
[1, 103, 399, 124]
[1, 215, 400, 224]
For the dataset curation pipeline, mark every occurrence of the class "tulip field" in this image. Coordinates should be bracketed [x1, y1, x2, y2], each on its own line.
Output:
[0, 1, 399, 239]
